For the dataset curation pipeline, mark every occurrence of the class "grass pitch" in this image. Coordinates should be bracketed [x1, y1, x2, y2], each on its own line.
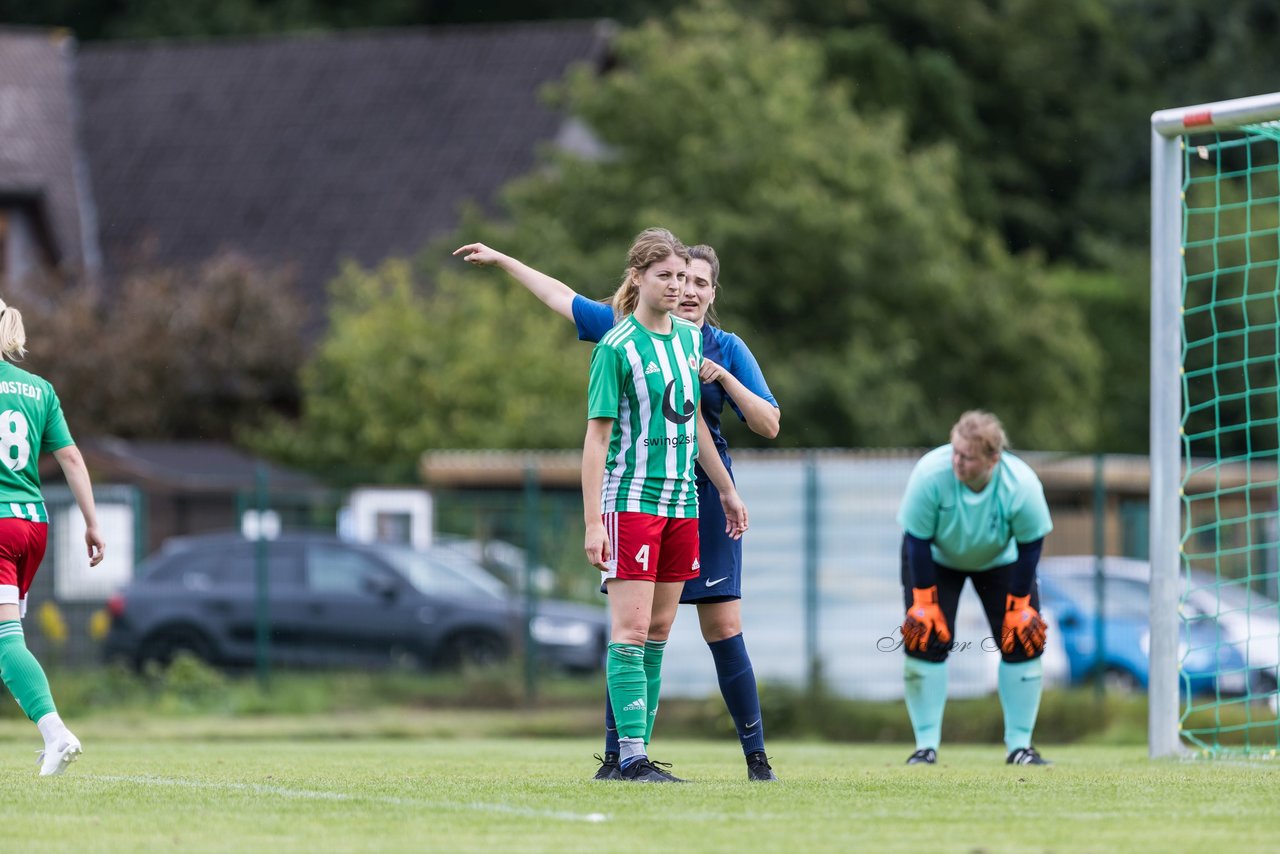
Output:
[0, 727, 1274, 853]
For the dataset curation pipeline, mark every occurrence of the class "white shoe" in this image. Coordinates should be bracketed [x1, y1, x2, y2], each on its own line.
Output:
[38, 735, 82, 777]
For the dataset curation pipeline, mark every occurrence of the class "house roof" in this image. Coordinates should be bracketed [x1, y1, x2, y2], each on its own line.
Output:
[68, 437, 319, 493]
[75, 21, 613, 324]
[0, 27, 98, 271]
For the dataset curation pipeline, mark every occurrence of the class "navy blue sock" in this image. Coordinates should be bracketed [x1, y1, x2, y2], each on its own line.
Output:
[603, 694, 620, 754]
[709, 633, 766, 756]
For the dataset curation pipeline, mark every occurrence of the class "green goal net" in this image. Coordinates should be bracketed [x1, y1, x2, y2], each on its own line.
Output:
[1153, 98, 1280, 757]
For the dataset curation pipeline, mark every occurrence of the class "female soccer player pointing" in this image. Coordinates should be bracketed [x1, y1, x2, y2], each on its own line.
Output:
[461, 229, 747, 781]
[456, 237, 780, 781]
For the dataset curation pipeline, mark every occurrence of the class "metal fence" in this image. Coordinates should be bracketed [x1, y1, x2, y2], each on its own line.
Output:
[26, 484, 145, 666]
[29, 449, 1276, 703]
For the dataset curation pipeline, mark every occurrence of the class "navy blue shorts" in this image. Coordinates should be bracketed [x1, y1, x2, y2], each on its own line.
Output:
[679, 477, 742, 604]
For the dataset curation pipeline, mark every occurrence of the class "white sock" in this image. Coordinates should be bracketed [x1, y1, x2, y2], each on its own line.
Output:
[36, 712, 72, 746]
[618, 737, 646, 767]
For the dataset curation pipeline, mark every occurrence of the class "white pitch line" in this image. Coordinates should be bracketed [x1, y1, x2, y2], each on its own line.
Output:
[87, 774, 609, 824]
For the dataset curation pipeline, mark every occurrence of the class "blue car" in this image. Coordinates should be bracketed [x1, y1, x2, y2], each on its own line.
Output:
[1038, 556, 1248, 696]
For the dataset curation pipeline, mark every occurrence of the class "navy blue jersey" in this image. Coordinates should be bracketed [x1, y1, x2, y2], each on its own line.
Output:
[572, 295, 778, 482]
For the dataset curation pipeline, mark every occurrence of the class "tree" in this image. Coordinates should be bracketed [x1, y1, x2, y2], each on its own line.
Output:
[250, 251, 592, 483]
[264, 0, 1103, 472]
[1043, 258, 1149, 455]
[754, 0, 1145, 262]
[521, 1, 1102, 449]
[13, 253, 305, 440]
[755, 0, 1280, 268]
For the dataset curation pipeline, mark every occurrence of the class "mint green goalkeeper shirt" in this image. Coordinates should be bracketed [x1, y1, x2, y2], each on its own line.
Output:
[897, 444, 1052, 570]
[0, 362, 74, 523]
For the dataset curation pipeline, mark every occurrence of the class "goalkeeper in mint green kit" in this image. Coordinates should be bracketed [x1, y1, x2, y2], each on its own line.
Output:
[897, 410, 1052, 766]
[0, 298, 105, 776]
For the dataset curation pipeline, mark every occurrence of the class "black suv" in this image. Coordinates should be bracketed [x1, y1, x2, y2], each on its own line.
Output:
[104, 532, 607, 673]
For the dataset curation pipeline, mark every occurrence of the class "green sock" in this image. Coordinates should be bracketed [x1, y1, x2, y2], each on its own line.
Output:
[643, 639, 666, 745]
[0, 621, 56, 723]
[606, 643, 648, 741]
[903, 657, 948, 750]
[998, 658, 1044, 752]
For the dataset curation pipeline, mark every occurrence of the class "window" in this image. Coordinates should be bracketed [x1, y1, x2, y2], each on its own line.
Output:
[306, 546, 398, 597]
[374, 511, 413, 545]
[145, 543, 302, 589]
[0, 205, 52, 286]
[0, 211, 8, 282]
[372, 544, 506, 600]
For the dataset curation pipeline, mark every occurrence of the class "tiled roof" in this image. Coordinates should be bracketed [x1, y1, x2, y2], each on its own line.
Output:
[75, 21, 612, 321]
[0, 27, 97, 271]
[79, 437, 318, 492]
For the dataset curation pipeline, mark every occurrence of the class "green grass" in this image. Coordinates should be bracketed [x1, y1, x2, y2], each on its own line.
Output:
[1, 662, 1275, 850]
[0, 726, 1274, 853]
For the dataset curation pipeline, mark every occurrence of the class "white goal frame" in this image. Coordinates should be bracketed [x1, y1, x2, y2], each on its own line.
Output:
[1149, 92, 1280, 758]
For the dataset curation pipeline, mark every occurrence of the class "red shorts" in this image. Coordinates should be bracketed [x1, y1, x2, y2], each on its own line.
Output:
[0, 518, 48, 617]
[602, 512, 700, 583]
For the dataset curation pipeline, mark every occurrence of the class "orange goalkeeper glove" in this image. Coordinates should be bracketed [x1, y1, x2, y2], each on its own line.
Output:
[1001, 593, 1048, 656]
[903, 586, 951, 653]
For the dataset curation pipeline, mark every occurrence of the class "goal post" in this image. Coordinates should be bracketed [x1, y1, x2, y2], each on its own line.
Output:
[1150, 92, 1280, 758]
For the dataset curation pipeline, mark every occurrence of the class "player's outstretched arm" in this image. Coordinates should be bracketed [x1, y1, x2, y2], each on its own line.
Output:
[52, 445, 105, 567]
[694, 413, 749, 539]
[454, 242, 578, 320]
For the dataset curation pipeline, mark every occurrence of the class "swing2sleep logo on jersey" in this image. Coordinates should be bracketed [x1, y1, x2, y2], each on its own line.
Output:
[642, 380, 696, 448]
[644, 434, 694, 448]
[661, 379, 695, 425]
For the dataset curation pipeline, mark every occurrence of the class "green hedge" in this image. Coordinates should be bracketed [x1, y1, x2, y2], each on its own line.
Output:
[4, 658, 1272, 749]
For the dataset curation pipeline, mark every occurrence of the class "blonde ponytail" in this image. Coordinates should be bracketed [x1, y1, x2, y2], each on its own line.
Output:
[0, 299, 26, 361]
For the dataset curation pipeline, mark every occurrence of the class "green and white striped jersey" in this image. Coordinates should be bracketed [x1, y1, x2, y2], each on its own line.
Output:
[0, 362, 74, 523]
[587, 314, 703, 518]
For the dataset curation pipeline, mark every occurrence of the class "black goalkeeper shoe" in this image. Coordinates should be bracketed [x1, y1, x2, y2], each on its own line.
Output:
[746, 752, 778, 781]
[592, 752, 622, 780]
[906, 748, 937, 765]
[1006, 746, 1051, 766]
[620, 757, 684, 783]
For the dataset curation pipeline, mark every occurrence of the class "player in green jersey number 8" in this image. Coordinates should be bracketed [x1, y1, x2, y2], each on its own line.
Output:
[0, 410, 33, 470]
[0, 298, 105, 776]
